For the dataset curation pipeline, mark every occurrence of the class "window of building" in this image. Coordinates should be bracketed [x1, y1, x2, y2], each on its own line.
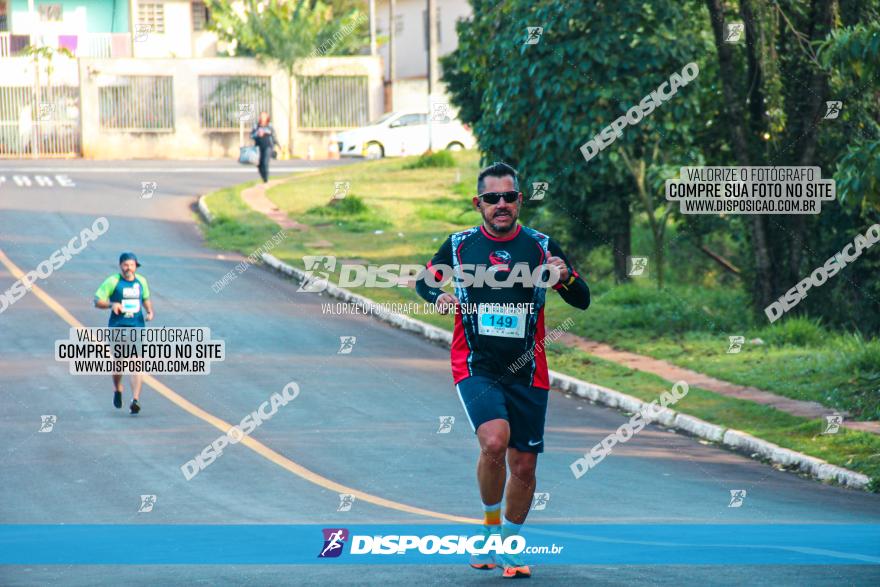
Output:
[138, 3, 165, 34]
[38, 3, 63, 22]
[192, 1, 210, 32]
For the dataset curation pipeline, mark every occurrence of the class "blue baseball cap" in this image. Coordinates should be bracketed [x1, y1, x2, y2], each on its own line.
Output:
[119, 252, 141, 267]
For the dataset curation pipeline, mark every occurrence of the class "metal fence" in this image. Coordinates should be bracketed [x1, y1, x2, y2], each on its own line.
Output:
[198, 75, 271, 129]
[99, 76, 174, 131]
[0, 85, 81, 157]
[297, 75, 369, 128]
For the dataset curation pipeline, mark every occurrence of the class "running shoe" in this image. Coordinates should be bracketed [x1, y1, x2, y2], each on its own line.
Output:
[113, 390, 122, 409]
[497, 551, 531, 578]
[130, 399, 140, 415]
[469, 525, 498, 570]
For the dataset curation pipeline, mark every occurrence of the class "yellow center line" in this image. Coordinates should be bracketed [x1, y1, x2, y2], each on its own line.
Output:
[0, 248, 477, 525]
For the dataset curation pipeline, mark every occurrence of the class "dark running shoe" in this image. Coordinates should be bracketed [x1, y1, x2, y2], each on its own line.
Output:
[113, 390, 122, 409]
[130, 399, 140, 415]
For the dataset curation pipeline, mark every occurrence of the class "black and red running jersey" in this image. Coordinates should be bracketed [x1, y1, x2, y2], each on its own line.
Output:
[416, 224, 590, 389]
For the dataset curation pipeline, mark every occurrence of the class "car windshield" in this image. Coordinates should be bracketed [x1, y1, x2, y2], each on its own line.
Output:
[368, 112, 397, 126]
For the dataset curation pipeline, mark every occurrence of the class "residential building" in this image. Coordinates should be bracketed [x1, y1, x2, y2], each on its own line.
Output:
[373, 0, 471, 111]
[0, 0, 218, 58]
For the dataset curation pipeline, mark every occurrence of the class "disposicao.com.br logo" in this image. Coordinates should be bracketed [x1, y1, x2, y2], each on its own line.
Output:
[317, 528, 525, 558]
[297, 255, 564, 293]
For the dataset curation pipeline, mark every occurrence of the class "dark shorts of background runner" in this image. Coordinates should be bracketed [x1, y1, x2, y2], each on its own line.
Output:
[455, 374, 549, 453]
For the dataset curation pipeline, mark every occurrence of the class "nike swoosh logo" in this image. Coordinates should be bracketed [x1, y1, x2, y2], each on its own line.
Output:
[528, 440, 543, 446]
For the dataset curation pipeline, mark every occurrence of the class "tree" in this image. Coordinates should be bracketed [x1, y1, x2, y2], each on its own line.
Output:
[702, 0, 879, 317]
[207, 0, 368, 156]
[442, 0, 707, 284]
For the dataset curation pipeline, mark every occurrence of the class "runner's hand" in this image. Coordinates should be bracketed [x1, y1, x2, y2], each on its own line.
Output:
[145, 311, 154, 322]
[546, 256, 570, 282]
[111, 302, 122, 315]
[436, 293, 459, 315]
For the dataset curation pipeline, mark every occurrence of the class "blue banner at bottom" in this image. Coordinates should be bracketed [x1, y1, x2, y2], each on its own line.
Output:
[1, 524, 878, 565]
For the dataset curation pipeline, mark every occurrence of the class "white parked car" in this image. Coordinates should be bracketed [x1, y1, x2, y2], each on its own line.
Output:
[336, 111, 476, 159]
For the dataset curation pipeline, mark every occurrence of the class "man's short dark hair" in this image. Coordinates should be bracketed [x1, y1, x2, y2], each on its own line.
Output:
[477, 161, 519, 194]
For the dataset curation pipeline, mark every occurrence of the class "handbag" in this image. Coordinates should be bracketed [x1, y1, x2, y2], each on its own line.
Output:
[239, 145, 259, 165]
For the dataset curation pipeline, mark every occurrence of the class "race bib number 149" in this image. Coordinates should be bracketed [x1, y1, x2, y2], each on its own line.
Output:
[477, 304, 527, 338]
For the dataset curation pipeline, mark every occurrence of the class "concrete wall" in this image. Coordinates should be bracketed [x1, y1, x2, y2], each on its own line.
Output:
[73, 55, 383, 159]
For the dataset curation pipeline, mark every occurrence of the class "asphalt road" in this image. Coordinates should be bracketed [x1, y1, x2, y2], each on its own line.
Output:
[0, 159, 878, 586]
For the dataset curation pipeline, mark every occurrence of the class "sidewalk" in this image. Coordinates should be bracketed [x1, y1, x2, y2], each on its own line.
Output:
[558, 334, 880, 435]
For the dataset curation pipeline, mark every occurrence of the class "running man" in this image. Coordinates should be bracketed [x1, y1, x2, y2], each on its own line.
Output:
[416, 162, 590, 578]
[94, 252, 153, 414]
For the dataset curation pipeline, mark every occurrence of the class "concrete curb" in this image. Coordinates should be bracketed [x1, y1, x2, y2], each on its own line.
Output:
[196, 197, 872, 491]
[197, 194, 214, 224]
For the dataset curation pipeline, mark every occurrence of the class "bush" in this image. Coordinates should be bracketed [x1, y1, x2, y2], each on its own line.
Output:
[304, 195, 389, 233]
[589, 283, 749, 336]
[306, 194, 369, 216]
[760, 317, 826, 347]
[404, 150, 456, 169]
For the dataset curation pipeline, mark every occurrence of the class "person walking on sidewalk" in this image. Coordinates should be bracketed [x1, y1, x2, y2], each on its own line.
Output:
[251, 111, 276, 183]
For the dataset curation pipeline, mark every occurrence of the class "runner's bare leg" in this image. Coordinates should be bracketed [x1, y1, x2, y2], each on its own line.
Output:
[476, 419, 509, 505]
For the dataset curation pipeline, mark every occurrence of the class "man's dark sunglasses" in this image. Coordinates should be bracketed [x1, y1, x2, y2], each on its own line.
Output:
[479, 191, 520, 204]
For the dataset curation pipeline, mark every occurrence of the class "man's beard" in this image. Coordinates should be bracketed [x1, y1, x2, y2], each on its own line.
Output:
[483, 208, 518, 233]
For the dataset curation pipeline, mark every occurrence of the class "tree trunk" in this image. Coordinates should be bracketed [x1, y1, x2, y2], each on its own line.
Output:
[705, 0, 775, 309]
[788, 0, 834, 281]
[612, 194, 631, 284]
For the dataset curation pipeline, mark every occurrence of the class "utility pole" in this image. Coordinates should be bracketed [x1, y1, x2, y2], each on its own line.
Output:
[369, 0, 377, 56]
[426, 0, 438, 151]
[389, 0, 396, 110]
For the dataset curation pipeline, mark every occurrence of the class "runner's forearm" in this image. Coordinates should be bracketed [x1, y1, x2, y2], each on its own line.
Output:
[415, 277, 444, 304]
[554, 275, 590, 310]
